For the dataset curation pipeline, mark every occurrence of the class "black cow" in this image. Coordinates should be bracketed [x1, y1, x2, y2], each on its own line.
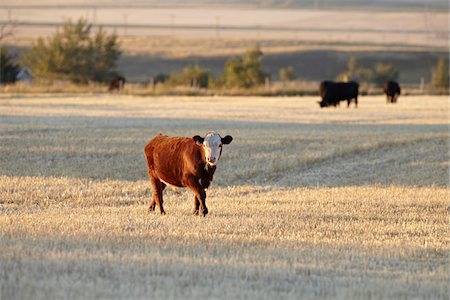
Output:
[318, 81, 359, 108]
[384, 81, 401, 103]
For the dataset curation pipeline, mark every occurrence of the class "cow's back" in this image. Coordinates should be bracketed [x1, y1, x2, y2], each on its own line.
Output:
[145, 134, 203, 187]
[384, 81, 401, 96]
[324, 82, 358, 102]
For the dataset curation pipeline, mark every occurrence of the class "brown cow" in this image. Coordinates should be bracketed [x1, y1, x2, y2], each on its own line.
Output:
[108, 75, 126, 92]
[144, 131, 233, 216]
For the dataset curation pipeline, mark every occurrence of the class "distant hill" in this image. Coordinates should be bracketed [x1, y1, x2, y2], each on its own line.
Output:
[5, 0, 449, 10]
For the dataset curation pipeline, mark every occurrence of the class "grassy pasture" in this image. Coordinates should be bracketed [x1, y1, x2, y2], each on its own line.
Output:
[0, 94, 449, 299]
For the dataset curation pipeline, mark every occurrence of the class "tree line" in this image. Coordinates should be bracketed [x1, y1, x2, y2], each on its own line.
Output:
[1, 18, 448, 93]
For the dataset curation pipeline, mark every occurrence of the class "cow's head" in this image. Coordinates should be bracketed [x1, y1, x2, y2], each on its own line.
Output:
[193, 131, 233, 167]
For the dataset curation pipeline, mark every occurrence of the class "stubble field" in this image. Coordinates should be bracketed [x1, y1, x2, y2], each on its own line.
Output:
[0, 94, 449, 299]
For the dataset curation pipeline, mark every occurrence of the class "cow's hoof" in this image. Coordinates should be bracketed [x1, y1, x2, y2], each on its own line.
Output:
[148, 205, 156, 212]
[202, 208, 208, 217]
[160, 211, 166, 215]
[193, 209, 199, 215]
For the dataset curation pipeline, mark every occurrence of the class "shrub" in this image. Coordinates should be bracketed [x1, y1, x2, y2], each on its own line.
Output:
[373, 63, 399, 87]
[279, 66, 295, 82]
[153, 73, 169, 84]
[167, 64, 211, 88]
[430, 56, 449, 92]
[336, 57, 372, 83]
[21, 18, 121, 84]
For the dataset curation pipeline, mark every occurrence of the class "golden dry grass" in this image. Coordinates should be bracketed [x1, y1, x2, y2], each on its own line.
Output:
[0, 94, 449, 299]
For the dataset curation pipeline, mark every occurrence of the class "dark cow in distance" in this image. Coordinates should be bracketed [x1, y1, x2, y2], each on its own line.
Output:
[108, 75, 126, 92]
[144, 132, 233, 216]
[318, 81, 359, 108]
[384, 81, 401, 103]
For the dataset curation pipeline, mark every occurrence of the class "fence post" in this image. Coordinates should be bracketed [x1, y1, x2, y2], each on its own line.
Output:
[150, 77, 155, 93]
[420, 77, 425, 94]
[265, 77, 270, 90]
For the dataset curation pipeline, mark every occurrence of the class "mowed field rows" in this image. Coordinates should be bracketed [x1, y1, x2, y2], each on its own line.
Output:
[7, 7, 448, 50]
[0, 95, 449, 299]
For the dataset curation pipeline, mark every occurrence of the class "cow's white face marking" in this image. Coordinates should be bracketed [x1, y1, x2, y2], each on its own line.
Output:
[203, 132, 222, 167]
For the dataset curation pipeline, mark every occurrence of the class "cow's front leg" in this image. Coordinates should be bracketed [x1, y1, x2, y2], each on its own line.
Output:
[393, 94, 398, 103]
[184, 176, 207, 217]
[193, 168, 213, 215]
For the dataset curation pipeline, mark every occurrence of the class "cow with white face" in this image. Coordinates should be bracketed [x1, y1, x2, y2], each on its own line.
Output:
[193, 131, 233, 167]
[144, 131, 233, 216]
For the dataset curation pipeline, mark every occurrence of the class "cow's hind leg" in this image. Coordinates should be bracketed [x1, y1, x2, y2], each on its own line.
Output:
[193, 196, 200, 215]
[148, 175, 157, 211]
[149, 176, 166, 215]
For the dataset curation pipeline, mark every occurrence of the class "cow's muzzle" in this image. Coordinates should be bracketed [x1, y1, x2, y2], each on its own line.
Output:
[206, 158, 217, 166]
[318, 101, 328, 107]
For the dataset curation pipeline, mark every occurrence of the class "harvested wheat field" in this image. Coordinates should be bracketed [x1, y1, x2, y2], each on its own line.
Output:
[0, 94, 448, 299]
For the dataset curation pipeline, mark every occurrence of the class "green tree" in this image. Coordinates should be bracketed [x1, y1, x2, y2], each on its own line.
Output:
[0, 46, 19, 83]
[221, 57, 246, 88]
[221, 46, 267, 88]
[279, 66, 295, 82]
[22, 18, 121, 83]
[373, 63, 399, 87]
[430, 56, 449, 91]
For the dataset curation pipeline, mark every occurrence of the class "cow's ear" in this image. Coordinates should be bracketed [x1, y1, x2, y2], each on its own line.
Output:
[221, 135, 233, 145]
[193, 135, 204, 145]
